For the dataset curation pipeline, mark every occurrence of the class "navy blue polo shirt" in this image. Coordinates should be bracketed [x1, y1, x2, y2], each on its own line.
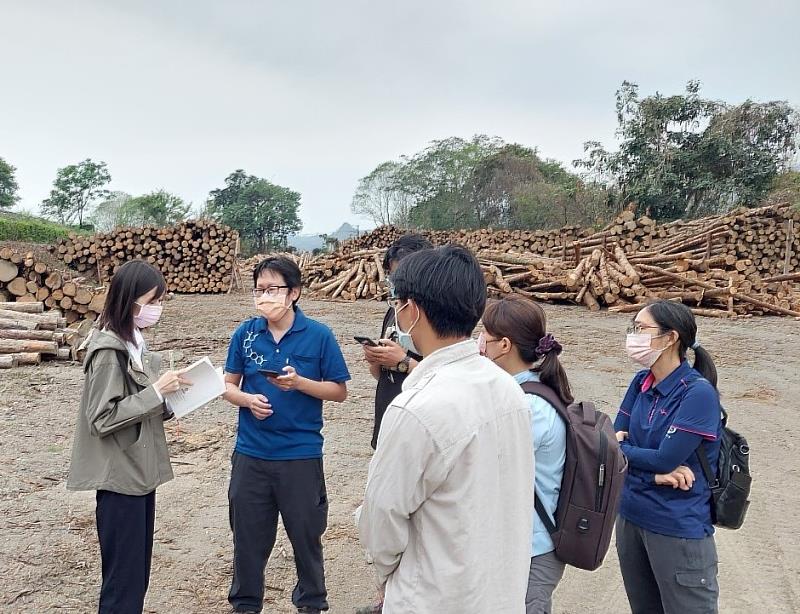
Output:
[225, 308, 351, 461]
[614, 360, 722, 538]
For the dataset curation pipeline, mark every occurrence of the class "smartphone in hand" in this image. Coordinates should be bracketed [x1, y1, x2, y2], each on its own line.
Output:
[258, 368, 283, 379]
[354, 336, 379, 347]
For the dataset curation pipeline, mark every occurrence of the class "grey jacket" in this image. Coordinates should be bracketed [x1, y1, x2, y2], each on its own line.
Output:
[67, 329, 174, 495]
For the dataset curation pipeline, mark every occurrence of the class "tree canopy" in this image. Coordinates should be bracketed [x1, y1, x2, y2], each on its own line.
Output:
[41, 159, 111, 227]
[206, 170, 303, 253]
[0, 157, 19, 209]
[576, 80, 800, 219]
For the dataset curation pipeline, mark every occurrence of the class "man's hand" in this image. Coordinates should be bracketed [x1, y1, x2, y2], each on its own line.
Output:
[271, 365, 303, 391]
[363, 339, 407, 369]
[655, 465, 695, 490]
[616, 431, 628, 443]
[244, 393, 272, 420]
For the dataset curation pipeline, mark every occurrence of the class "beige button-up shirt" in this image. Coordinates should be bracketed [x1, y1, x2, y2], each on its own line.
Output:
[359, 340, 535, 614]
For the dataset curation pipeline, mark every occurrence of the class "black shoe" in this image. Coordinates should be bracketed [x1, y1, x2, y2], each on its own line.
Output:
[297, 608, 322, 614]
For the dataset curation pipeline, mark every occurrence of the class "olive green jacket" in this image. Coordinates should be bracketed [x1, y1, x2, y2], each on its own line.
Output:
[67, 329, 174, 495]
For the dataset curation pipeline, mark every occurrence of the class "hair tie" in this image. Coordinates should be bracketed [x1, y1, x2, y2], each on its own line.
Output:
[691, 340, 701, 350]
[536, 333, 562, 358]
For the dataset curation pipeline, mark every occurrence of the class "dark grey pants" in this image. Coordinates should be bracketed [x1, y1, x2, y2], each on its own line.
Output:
[228, 453, 329, 613]
[616, 516, 719, 614]
[525, 551, 566, 614]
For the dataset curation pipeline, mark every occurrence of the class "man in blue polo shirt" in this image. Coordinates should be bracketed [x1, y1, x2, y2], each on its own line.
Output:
[222, 256, 350, 614]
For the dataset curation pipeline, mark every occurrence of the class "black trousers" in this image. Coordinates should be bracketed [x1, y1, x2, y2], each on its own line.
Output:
[95, 489, 156, 614]
[228, 453, 329, 613]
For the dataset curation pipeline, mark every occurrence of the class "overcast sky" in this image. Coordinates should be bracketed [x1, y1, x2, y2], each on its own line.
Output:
[1, 0, 798, 234]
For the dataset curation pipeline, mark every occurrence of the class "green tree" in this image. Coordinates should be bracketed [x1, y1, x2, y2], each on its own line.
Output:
[207, 170, 303, 253]
[41, 159, 111, 226]
[120, 190, 191, 227]
[89, 191, 133, 232]
[0, 157, 20, 209]
[397, 135, 503, 229]
[351, 161, 412, 226]
[577, 81, 800, 219]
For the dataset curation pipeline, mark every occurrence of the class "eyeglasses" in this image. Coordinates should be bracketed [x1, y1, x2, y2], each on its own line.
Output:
[626, 323, 663, 335]
[252, 285, 289, 298]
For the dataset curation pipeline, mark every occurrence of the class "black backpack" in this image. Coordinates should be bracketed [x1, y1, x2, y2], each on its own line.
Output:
[696, 409, 751, 530]
[521, 382, 627, 571]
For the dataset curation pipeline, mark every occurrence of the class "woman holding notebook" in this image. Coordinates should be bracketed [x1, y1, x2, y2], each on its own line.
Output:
[67, 260, 191, 614]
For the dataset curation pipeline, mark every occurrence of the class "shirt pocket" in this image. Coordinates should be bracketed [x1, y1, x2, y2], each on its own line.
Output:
[292, 352, 321, 381]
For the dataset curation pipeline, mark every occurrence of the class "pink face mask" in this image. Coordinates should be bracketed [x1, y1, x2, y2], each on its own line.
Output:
[134, 302, 162, 328]
[625, 333, 666, 368]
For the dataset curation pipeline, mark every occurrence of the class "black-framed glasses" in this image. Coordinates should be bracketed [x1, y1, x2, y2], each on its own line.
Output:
[252, 285, 289, 298]
[626, 323, 662, 335]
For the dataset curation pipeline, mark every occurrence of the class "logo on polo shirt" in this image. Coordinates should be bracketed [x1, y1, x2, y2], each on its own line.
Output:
[666, 425, 677, 438]
[243, 330, 267, 367]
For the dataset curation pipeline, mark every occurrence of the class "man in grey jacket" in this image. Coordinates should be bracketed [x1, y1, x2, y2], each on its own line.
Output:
[358, 245, 535, 614]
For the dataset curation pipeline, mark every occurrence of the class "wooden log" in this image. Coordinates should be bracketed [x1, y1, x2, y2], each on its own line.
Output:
[0, 318, 38, 330]
[7, 277, 28, 296]
[0, 339, 59, 354]
[761, 272, 800, 284]
[0, 259, 18, 283]
[0, 355, 18, 369]
[0, 301, 44, 313]
[12, 352, 41, 365]
[0, 327, 57, 341]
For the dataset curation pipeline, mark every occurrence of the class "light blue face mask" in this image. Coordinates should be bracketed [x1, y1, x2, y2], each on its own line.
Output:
[394, 300, 420, 355]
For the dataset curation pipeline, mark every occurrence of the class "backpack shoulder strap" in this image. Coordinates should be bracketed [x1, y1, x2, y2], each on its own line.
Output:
[695, 443, 718, 489]
[520, 380, 566, 411]
[522, 380, 563, 535]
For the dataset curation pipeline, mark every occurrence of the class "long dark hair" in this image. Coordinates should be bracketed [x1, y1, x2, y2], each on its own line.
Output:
[645, 300, 719, 389]
[98, 260, 167, 344]
[482, 294, 574, 405]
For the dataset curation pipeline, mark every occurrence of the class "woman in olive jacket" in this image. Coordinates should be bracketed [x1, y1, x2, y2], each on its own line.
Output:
[67, 260, 189, 614]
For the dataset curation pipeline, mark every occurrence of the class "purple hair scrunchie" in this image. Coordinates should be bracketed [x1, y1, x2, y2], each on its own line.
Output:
[536, 333, 562, 358]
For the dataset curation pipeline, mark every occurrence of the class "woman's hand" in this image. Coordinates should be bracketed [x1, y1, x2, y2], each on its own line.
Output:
[655, 465, 695, 490]
[363, 339, 407, 369]
[616, 431, 628, 443]
[244, 393, 272, 420]
[154, 371, 192, 396]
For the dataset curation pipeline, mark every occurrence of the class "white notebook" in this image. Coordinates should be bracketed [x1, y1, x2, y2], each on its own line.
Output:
[165, 357, 225, 418]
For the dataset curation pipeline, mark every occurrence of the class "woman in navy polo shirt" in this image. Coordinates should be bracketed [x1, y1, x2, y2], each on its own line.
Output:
[614, 300, 722, 614]
[222, 256, 351, 614]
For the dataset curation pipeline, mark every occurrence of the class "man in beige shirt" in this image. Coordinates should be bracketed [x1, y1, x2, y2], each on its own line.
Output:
[358, 245, 535, 614]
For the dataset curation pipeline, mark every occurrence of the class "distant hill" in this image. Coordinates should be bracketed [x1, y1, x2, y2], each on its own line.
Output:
[287, 222, 364, 252]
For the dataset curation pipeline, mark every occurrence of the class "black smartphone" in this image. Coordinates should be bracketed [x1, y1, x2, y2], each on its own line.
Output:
[258, 368, 283, 378]
[354, 336, 379, 347]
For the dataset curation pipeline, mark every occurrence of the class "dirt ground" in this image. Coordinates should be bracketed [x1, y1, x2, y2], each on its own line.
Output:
[1, 293, 799, 613]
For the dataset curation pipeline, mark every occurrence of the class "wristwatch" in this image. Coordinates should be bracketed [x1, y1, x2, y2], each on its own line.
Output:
[396, 355, 411, 374]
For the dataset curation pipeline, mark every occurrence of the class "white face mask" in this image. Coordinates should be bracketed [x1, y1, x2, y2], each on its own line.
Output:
[394, 301, 420, 354]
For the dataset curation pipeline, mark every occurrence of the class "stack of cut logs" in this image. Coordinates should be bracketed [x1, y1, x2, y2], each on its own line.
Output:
[303, 203, 800, 318]
[0, 301, 91, 369]
[1, 247, 107, 325]
[340, 224, 591, 259]
[50, 220, 239, 293]
[240, 252, 314, 281]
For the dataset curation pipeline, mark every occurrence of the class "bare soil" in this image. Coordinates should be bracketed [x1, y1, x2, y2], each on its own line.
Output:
[1, 294, 798, 613]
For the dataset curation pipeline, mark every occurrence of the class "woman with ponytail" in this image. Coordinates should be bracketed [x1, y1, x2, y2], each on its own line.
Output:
[614, 300, 722, 614]
[480, 294, 571, 614]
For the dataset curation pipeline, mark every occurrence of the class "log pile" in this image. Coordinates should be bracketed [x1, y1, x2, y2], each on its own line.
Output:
[303, 203, 800, 318]
[50, 220, 239, 294]
[0, 301, 90, 369]
[1, 247, 107, 325]
[240, 252, 314, 281]
[339, 224, 591, 259]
